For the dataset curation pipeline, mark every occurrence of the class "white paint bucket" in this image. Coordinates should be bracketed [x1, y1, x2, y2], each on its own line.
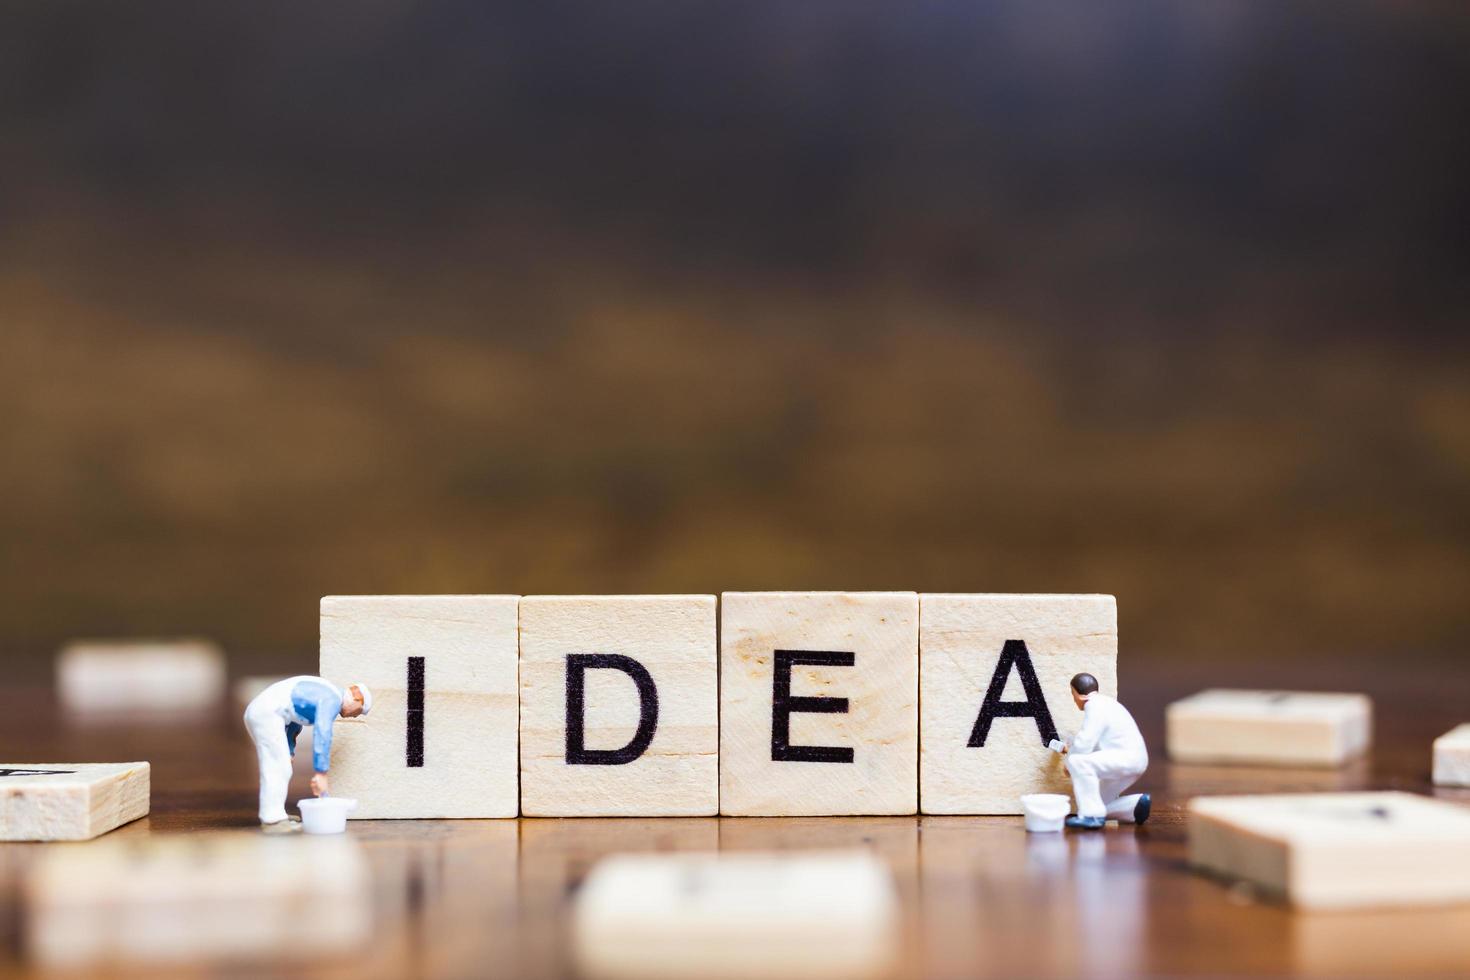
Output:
[298, 797, 357, 834]
[1020, 793, 1070, 833]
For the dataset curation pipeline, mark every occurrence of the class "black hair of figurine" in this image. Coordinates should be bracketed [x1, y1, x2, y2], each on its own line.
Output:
[1070, 672, 1099, 696]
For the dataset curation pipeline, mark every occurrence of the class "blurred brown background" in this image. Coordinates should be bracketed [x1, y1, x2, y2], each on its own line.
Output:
[2, 2, 1468, 680]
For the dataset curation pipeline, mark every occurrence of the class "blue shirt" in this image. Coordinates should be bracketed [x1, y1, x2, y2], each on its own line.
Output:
[285, 679, 344, 773]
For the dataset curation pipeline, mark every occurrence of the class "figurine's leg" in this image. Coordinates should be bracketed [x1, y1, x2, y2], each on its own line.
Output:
[1065, 753, 1107, 819]
[1101, 762, 1148, 822]
[247, 715, 293, 824]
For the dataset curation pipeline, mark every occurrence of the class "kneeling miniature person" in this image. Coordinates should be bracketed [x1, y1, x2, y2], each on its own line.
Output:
[1059, 672, 1150, 830]
[244, 676, 372, 830]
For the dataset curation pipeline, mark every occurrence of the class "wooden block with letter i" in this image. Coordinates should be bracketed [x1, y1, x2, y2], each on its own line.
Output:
[1188, 791, 1470, 909]
[1166, 689, 1371, 767]
[919, 593, 1117, 814]
[519, 595, 718, 816]
[0, 762, 149, 841]
[719, 591, 918, 816]
[319, 595, 519, 818]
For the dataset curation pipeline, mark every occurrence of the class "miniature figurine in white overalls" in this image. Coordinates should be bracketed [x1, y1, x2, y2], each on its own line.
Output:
[1059, 672, 1150, 830]
[244, 676, 371, 829]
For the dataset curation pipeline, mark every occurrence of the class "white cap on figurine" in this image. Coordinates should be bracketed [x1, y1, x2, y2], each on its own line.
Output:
[351, 683, 373, 716]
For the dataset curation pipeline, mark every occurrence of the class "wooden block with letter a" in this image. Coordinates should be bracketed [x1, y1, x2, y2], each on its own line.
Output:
[319, 595, 520, 818]
[1166, 689, 1371, 767]
[1433, 724, 1470, 787]
[1188, 791, 1470, 909]
[918, 593, 1117, 814]
[572, 851, 899, 980]
[0, 762, 149, 841]
[719, 591, 918, 816]
[519, 595, 718, 816]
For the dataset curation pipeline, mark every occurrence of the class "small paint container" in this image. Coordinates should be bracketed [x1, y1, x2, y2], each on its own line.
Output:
[298, 796, 357, 834]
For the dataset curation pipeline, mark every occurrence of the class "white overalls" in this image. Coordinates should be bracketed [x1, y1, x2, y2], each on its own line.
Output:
[1066, 693, 1149, 821]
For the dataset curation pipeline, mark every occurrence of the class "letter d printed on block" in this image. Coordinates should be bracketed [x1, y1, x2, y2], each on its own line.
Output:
[519, 595, 718, 816]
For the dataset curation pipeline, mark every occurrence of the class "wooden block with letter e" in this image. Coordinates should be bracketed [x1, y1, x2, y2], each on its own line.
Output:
[1434, 724, 1470, 787]
[719, 591, 918, 816]
[919, 593, 1117, 814]
[1188, 791, 1470, 909]
[519, 595, 718, 816]
[0, 762, 150, 841]
[1167, 689, 1372, 767]
[319, 595, 519, 818]
[572, 850, 899, 980]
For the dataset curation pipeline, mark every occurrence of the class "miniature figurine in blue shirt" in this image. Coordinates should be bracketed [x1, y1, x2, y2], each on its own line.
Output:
[243, 675, 372, 828]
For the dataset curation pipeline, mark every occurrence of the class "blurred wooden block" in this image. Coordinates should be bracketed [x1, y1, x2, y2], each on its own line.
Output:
[25, 832, 369, 966]
[519, 595, 717, 816]
[1188, 791, 1470, 909]
[1434, 724, 1470, 787]
[572, 851, 899, 980]
[1167, 689, 1371, 767]
[919, 593, 1117, 814]
[720, 591, 917, 816]
[0, 762, 149, 841]
[57, 639, 225, 716]
[320, 595, 519, 818]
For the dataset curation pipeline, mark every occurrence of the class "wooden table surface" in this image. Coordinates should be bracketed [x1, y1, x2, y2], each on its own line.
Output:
[2, 659, 1468, 979]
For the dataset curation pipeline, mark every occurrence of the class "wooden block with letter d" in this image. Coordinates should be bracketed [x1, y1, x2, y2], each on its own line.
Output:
[1188, 791, 1470, 909]
[319, 595, 519, 818]
[918, 593, 1117, 814]
[719, 591, 918, 816]
[519, 595, 718, 816]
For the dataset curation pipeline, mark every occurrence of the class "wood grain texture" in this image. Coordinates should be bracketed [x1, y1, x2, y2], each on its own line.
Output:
[1167, 690, 1372, 768]
[719, 592, 918, 816]
[1188, 791, 1470, 909]
[919, 594, 1117, 814]
[0, 762, 149, 841]
[519, 595, 718, 816]
[1, 659, 1468, 978]
[319, 595, 520, 818]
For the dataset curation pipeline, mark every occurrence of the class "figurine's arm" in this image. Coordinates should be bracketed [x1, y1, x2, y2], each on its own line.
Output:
[285, 722, 302, 757]
[1070, 701, 1104, 755]
[311, 693, 341, 774]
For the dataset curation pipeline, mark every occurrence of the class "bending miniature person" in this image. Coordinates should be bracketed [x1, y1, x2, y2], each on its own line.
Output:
[1059, 672, 1150, 830]
[244, 676, 372, 830]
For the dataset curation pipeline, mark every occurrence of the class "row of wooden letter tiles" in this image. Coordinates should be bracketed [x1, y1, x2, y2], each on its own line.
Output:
[320, 592, 1118, 818]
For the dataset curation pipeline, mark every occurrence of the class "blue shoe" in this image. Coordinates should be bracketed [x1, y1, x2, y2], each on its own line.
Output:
[1065, 815, 1106, 830]
[1133, 794, 1151, 825]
